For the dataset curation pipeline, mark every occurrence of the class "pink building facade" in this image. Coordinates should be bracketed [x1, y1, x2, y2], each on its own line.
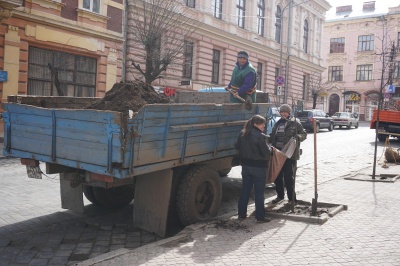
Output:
[322, 1, 400, 121]
[126, 0, 331, 108]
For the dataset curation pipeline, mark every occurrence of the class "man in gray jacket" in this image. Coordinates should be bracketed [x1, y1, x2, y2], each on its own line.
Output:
[268, 104, 307, 205]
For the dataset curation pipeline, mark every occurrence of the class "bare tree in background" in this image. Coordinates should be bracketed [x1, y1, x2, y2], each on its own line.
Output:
[309, 72, 328, 109]
[126, 0, 199, 84]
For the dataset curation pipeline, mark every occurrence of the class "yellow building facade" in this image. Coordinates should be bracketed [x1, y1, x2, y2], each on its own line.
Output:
[0, 0, 124, 110]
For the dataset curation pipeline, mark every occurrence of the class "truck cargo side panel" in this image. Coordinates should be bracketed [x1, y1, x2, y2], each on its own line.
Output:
[5, 104, 124, 170]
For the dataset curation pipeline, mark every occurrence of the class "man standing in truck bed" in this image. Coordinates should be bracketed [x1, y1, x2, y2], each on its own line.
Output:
[225, 51, 257, 103]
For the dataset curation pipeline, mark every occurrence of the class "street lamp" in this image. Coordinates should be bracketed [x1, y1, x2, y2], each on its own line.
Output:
[278, 1, 291, 104]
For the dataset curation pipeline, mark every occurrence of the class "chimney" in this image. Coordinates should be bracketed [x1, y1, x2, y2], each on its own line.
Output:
[336, 5, 352, 13]
[363, 1, 375, 11]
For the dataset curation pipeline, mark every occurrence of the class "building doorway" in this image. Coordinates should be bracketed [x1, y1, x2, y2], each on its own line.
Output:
[328, 94, 340, 116]
[365, 93, 379, 121]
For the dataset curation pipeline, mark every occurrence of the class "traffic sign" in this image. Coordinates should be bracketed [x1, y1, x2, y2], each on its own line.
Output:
[384, 93, 390, 101]
[277, 86, 282, 95]
[276, 76, 285, 86]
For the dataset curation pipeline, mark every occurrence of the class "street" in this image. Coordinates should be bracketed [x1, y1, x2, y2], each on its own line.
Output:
[0, 121, 398, 265]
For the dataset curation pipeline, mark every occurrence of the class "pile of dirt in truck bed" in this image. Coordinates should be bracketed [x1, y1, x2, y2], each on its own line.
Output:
[85, 81, 170, 117]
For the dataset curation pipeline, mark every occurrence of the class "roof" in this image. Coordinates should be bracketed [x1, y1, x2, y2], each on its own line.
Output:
[325, 0, 398, 22]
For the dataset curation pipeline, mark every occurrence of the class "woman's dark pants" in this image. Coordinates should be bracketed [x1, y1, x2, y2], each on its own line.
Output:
[238, 165, 266, 220]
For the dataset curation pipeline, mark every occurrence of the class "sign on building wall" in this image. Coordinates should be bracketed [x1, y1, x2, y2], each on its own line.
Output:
[0, 70, 8, 82]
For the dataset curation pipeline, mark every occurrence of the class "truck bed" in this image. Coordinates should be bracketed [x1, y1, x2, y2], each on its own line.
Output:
[3, 101, 269, 179]
[370, 109, 400, 129]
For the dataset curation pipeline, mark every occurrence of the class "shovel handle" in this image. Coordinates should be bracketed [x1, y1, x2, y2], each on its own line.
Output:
[228, 89, 246, 103]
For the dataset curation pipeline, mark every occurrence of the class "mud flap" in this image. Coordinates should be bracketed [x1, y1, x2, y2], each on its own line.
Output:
[59, 173, 84, 213]
[133, 169, 173, 237]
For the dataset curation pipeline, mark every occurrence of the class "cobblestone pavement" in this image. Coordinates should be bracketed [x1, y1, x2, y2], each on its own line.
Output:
[1, 126, 399, 266]
[0, 141, 273, 266]
[82, 161, 400, 266]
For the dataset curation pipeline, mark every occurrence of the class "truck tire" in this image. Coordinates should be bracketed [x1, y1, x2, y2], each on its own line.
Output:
[378, 134, 386, 142]
[218, 167, 232, 177]
[328, 123, 333, 131]
[176, 165, 222, 226]
[92, 184, 135, 209]
[83, 186, 100, 206]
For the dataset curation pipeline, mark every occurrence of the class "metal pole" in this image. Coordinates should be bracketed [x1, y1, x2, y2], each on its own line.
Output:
[278, 5, 287, 104]
[284, 1, 293, 104]
[311, 118, 318, 215]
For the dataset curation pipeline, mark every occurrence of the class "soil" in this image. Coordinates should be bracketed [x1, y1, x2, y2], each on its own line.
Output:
[85, 81, 170, 119]
[213, 219, 251, 232]
[265, 201, 332, 217]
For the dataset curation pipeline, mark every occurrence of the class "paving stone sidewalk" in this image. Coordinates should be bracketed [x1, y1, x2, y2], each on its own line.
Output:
[80, 162, 400, 266]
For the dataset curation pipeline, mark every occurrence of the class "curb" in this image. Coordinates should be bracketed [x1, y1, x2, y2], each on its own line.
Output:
[76, 195, 277, 266]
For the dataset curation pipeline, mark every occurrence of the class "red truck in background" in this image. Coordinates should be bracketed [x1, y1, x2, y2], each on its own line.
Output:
[370, 108, 400, 141]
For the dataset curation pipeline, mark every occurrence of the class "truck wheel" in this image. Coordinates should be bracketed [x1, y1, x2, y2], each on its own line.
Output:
[218, 167, 232, 177]
[83, 186, 100, 206]
[328, 123, 333, 131]
[176, 165, 222, 226]
[92, 184, 135, 209]
[378, 134, 386, 142]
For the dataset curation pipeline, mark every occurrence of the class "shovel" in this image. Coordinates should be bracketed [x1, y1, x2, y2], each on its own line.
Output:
[229, 89, 253, 111]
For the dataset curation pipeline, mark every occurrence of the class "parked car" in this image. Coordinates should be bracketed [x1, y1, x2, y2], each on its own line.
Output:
[332, 112, 359, 129]
[198, 87, 278, 134]
[265, 107, 281, 135]
[296, 109, 334, 133]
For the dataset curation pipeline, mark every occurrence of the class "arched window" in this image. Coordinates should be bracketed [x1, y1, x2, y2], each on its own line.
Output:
[275, 6, 282, 43]
[236, 0, 246, 28]
[257, 0, 265, 36]
[303, 19, 309, 53]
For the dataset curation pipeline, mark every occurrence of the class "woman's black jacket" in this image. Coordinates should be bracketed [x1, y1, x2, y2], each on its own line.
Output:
[235, 126, 271, 168]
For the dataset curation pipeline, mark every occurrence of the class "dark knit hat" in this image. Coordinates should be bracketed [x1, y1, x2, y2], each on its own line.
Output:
[237, 51, 249, 59]
[279, 104, 292, 114]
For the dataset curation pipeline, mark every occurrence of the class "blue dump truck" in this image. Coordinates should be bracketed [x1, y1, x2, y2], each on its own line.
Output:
[2, 95, 270, 236]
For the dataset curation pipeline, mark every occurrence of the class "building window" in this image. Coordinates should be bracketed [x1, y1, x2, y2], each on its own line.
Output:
[83, 0, 100, 13]
[328, 66, 343, 81]
[183, 41, 193, 79]
[256, 62, 263, 91]
[394, 62, 400, 78]
[302, 75, 307, 100]
[398, 32, 400, 48]
[274, 67, 279, 94]
[330, 38, 345, 53]
[275, 6, 282, 43]
[236, 0, 245, 28]
[212, 0, 222, 19]
[185, 0, 195, 8]
[303, 19, 309, 53]
[356, 64, 373, 81]
[257, 0, 265, 37]
[358, 35, 374, 51]
[28, 47, 96, 97]
[211, 49, 220, 84]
